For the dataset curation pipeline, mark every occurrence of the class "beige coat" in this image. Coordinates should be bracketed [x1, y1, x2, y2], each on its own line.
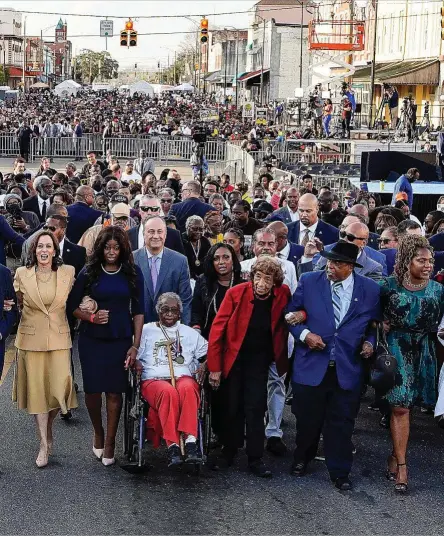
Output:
[13, 264, 75, 352]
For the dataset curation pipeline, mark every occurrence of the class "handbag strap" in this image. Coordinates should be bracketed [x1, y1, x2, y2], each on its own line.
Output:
[376, 321, 389, 352]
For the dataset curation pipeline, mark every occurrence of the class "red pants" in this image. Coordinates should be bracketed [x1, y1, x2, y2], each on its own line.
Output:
[141, 376, 200, 446]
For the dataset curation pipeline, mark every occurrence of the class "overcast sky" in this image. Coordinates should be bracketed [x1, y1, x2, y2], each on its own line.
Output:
[0, 0, 256, 69]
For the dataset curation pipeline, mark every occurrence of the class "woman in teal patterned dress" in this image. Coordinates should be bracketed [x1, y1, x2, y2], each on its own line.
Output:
[380, 235, 444, 494]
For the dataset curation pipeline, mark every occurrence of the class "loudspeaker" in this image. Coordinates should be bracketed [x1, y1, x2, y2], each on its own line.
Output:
[355, 103, 362, 114]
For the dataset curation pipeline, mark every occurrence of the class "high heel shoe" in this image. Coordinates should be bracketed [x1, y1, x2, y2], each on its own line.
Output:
[92, 446, 104, 460]
[102, 457, 115, 466]
[385, 454, 397, 481]
[394, 463, 408, 493]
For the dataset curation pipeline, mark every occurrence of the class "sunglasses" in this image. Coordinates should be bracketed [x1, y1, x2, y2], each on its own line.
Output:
[140, 206, 160, 212]
[377, 238, 397, 245]
[43, 225, 57, 232]
[159, 307, 180, 315]
[160, 198, 173, 203]
[339, 230, 366, 242]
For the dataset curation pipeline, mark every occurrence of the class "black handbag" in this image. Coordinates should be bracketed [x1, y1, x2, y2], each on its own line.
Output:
[369, 323, 398, 395]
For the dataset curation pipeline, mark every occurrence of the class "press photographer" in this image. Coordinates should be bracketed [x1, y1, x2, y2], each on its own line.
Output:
[383, 83, 399, 128]
[2, 193, 39, 234]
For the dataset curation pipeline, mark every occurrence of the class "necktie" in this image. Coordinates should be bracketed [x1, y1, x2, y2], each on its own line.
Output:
[150, 256, 158, 290]
[301, 228, 310, 246]
[332, 282, 342, 327]
[41, 200, 47, 220]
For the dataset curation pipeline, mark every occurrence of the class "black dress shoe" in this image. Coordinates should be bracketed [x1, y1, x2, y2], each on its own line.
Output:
[290, 461, 307, 477]
[334, 477, 352, 491]
[184, 441, 202, 464]
[266, 437, 287, 456]
[61, 410, 72, 421]
[249, 459, 272, 478]
[167, 445, 183, 467]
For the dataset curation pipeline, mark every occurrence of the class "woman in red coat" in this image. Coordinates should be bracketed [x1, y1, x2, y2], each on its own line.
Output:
[207, 256, 290, 478]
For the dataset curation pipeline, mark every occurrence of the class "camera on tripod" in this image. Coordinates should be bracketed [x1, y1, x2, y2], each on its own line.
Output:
[193, 125, 207, 146]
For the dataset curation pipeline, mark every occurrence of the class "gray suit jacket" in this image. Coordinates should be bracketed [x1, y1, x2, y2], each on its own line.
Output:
[133, 246, 193, 325]
[299, 249, 383, 281]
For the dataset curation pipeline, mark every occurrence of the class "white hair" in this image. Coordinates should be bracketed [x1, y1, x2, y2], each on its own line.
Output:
[155, 292, 183, 315]
[185, 215, 204, 231]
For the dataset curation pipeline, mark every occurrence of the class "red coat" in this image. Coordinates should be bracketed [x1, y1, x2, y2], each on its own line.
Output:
[207, 282, 291, 378]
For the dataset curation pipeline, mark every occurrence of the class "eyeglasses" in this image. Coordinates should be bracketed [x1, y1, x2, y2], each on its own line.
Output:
[160, 198, 173, 203]
[377, 238, 397, 245]
[140, 206, 160, 212]
[339, 230, 366, 242]
[159, 307, 180, 315]
[189, 226, 204, 232]
[43, 225, 57, 232]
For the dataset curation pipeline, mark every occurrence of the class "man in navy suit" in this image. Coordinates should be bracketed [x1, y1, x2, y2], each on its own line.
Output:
[168, 180, 214, 233]
[287, 193, 339, 246]
[0, 214, 25, 266]
[348, 203, 380, 250]
[134, 216, 192, 324]
[299, 222, 384, 281]
[287, 242, 380, 490]
[66, 185, 102, 243]
[267, 221, 304, 271]
[44, 215, 86, 276]
[127, 195, 185, 255]
[267, 187, 300, 224]
[0, 264, 17, 376]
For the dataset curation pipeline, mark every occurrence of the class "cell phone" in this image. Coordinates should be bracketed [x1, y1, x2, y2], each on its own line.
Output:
[24, 172, 31, 180]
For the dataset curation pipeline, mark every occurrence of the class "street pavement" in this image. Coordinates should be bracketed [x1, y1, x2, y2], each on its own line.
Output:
[2, 340, 444, 535]
[0, 157, 198, 182]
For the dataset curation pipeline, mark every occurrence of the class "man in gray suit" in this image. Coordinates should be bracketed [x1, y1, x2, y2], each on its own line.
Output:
[267, 187, 300, 224]
[299, 222, 383, 281]
[133, 216, 192, 324]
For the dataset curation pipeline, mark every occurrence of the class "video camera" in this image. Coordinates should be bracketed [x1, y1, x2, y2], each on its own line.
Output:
[192, 125, 207, 146]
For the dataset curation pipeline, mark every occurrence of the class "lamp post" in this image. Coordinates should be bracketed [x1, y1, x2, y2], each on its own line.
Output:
[40, 25, 56, 84]
[183, 16, 200, 91]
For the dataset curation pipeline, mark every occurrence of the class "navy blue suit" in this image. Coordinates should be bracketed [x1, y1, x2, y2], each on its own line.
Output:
[267, 207, 298, 225]
[287, 271, 380, 480]
[168, 198, 214, 233]
[66, 202, 103, 244]
[379, 248, 397, 276]
[0, 214, 25, 266]
[287, 220, 339, 246]
[434, 251, 444, 276]
[127, 225, 185, 256]
[430, 233, 444, 252]
[62, 240, 86, 277]
[133, 247, 192, 325]
[367, 232, 380, 250]
[281, 242, 304, 272]
[0, 264, 17, 375]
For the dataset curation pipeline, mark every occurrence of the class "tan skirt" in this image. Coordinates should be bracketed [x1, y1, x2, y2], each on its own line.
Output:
[12, 349, 78, 415]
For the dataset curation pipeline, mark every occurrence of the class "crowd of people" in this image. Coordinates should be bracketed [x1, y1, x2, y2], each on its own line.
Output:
[2, 144, 444, 494]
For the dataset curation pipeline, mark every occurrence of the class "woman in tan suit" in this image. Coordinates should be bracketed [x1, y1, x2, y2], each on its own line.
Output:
[14, 230, 77, 468]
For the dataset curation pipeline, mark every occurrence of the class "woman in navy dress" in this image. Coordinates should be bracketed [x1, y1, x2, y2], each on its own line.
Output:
[68, 226, 144, 466]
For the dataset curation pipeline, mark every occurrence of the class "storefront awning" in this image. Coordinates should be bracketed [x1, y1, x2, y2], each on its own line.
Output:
[237, 69, 270, 82]
[353, 60, 439, 86]
[8, 66, 35, 78]
[204, 71, 220, 82]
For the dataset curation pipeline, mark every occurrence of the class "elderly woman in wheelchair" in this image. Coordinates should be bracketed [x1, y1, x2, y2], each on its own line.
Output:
[134, 292, 208, 467]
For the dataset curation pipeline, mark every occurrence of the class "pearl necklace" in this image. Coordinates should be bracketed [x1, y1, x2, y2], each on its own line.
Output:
[101, 264, 122, 275]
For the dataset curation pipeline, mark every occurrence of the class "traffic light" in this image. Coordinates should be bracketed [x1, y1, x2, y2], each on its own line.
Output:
[200, 18, 208, 44]
[134, 63, 138, 69]
[129, 30, 138, 47]
[120, 30, 128, 47]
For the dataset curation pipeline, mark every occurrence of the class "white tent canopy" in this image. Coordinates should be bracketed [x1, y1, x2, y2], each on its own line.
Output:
[174, 83, 194, 92]
[128, 80, 154, 98]
[150, 83, 174, 94]
[54, 80, 81, 97]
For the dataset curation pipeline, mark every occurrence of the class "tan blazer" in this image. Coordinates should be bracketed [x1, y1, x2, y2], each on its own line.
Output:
[13, 264, 75, 352]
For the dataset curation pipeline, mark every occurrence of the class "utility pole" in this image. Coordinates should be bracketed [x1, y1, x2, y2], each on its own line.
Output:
[368, 0, 379, 128]
[174, 51, 176, 85]
[224, 30, 228, 101]
[235, 30, 239, 108]
[260, 18, 266, 105]
[22, 17, 26, 92]
[299, 2, 304, 88]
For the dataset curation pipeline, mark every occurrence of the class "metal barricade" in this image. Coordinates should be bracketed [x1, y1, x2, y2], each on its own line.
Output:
[31, 137, 92, 161]
[0, 133, 19, 157]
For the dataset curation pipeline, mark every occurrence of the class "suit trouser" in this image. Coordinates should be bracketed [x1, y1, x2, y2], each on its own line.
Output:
[266, 362, 285, 439]
[291, 366, 361, 480]
[222, 354, 270, 459]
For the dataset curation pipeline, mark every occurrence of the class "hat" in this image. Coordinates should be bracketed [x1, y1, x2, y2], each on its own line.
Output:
[111, 203, 130, 217]
[252, 201, 274, 215]
[319, 240, 363, 268]
[344, 190, 357, 200]
[110, 193, 128, 204]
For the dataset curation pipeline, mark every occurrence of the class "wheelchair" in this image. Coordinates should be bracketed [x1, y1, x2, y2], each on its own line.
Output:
[122, 369, 212, 473]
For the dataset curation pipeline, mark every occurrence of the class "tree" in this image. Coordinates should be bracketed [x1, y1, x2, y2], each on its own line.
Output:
[0, 66, 9, 85]
[73, 50, 119, 84]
